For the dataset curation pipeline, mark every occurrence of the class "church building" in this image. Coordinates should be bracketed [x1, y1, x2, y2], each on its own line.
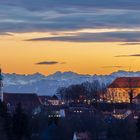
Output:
[106, 77, 140, 103]
[0, 68, 41, 113]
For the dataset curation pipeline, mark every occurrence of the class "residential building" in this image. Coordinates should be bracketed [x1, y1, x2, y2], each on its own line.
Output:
[0, 68, 41, 114]
[106, 77, 140, 103]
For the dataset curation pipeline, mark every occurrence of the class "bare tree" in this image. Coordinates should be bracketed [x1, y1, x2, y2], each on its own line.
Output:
[91, 80, 101, 103]
[100, 83, 108, 102]
[127, 77, 140, 105]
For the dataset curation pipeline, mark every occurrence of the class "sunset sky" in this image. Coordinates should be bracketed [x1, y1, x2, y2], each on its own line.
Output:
[1, 0, 140, 75]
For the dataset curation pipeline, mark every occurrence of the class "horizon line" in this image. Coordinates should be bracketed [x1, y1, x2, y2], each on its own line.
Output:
[1, 69, 140, 76]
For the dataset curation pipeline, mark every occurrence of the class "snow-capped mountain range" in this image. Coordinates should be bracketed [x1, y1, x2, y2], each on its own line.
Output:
[2, 70, 140, 95]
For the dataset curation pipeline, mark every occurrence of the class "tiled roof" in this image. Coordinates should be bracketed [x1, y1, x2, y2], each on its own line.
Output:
[108, 77, 140, 88]
[3, 92, 40, 111]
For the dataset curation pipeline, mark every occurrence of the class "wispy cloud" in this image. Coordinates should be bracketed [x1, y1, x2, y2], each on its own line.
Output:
[101, 66, 124, 68]
[0, 0, 140, 37]
[36, 61, 59, 65]
[26, 32, 140, 42]
[115, 54, 140, 57]
[0, 32, 12, 36]
[36, 61, 66, 65]
[1, 0, 140, 11]
[120, 42, 140, 45]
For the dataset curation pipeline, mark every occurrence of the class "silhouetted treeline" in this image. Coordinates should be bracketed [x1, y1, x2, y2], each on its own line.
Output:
[0, 101, 32, 140]
[57, 80, 108, 102]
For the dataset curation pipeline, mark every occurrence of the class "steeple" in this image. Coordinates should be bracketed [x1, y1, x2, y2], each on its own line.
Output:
[0, 67, 4, 102]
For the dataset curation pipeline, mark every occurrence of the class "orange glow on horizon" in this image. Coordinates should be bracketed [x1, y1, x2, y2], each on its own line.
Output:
[1, 32, 140, 75]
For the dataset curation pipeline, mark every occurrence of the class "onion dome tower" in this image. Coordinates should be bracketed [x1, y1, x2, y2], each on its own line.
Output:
[0, 68, 4, 102]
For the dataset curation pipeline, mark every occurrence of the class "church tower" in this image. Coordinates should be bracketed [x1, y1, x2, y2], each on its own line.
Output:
[0, 68, 4, 102]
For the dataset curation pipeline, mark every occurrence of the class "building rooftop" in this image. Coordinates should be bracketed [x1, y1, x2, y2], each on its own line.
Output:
[108, 77, 140, 88]
[3, 92, 41, 111]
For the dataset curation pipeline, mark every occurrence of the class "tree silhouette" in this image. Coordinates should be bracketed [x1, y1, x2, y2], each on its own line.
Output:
[136, 115, 140, 139]
[127, 77, 140, 105]
[13, 103, 31, 140]
[57, 81, 101, 103]
[0, 101, 7, 117]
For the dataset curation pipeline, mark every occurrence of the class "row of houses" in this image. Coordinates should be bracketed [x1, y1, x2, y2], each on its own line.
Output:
[1, 92, 61, 114]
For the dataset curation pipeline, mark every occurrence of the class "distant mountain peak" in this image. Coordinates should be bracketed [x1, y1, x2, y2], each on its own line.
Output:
[3, 70, 140, 96]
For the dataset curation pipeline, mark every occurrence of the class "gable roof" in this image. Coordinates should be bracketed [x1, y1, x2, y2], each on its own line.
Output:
[52, 95, 58, 100]
[108, 77, 140, 88]
[3, 92, 41, 111]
